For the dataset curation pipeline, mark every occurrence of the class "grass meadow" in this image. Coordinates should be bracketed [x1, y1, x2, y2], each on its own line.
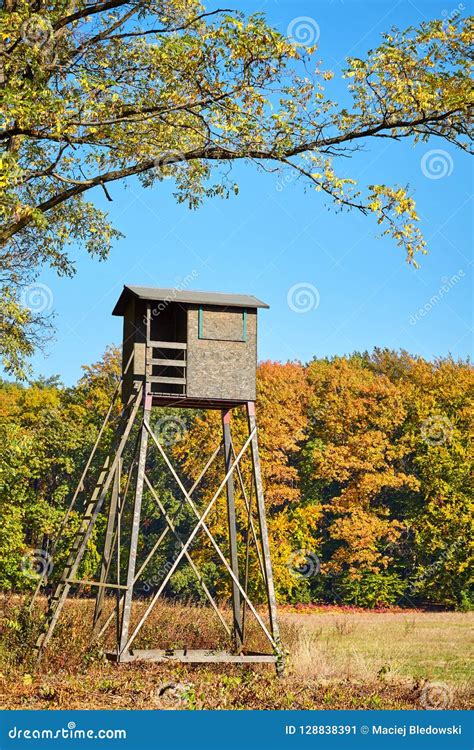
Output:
[0, 597, 471, 710]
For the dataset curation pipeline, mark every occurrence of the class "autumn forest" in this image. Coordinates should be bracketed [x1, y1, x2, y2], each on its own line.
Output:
[1, 346, 471, 611]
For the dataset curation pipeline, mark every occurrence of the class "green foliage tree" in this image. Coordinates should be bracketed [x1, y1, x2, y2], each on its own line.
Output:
[0, 348, 121, 589]
[365, 350, 473, 609]
[1, 2, 472, 374]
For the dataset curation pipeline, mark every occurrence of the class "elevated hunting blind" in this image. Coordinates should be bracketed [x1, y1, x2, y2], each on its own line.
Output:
[33, 286, 283, 673]
[112, 285, 268, 406]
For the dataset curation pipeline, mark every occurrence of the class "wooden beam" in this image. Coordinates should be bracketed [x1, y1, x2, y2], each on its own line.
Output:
[247, 401, 284, 675]
[222, 409, 242, 649]
[107, 649, 277, 664]
[148, 376, 187, 384]
[118, 369, 151, 657]
[93, 458, 121, 628]
[150, 358, 186, 367]
[67, 579, 129, 590]
[148, 341, 187, 350]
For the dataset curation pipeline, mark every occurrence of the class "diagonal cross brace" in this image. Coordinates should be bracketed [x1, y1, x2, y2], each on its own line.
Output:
[122, 422, 277, 654]
[122, 424, 259, 653]
[144, 424, 279, 651]
[144, 474, 231, 637]
[94, 441, 224, 641]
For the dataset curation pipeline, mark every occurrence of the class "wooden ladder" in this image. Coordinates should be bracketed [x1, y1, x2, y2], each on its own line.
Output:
[35, 387, 143, 654]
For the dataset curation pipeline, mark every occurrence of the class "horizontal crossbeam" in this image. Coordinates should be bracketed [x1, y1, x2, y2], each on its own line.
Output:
[148, 375, 186, 384]
[149, 341, 187, 350]
[106, 649, 277, 664]
[66, 579, 129, 590]
[150, 358, 186, 367]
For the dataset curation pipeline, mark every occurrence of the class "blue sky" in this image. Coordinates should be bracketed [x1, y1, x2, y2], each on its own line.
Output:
[24, 0, 473, 385]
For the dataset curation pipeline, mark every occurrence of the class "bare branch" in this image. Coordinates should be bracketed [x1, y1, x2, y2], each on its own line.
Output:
[53, 0, 132, 31]
[107, 8, 234, 40]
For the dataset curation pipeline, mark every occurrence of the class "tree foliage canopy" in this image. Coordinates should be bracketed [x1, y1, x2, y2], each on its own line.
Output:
[0, 1, 472, 374]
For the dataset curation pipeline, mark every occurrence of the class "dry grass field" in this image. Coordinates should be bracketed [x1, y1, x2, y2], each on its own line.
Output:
[0, 597, 472, 710]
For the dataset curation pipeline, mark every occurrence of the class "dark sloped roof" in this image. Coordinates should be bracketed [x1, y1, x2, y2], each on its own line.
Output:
[112, 285, 269, 315]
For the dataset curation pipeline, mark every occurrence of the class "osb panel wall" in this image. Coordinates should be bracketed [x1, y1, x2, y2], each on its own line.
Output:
[187, 306, 257, 401]
[200, 309, 246, 341]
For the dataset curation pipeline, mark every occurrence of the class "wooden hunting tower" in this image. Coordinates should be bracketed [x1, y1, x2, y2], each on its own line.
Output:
[33, 286, 283, 673]
[112, 285, 268, 406]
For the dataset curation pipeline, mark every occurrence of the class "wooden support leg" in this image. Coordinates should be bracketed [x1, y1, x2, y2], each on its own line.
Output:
[222, 409, 243, 651]
[246, 401, 284, 675]
[93, 458, 121, 632]
[118, 395, 152, 658]
[115, 469, 122, 655]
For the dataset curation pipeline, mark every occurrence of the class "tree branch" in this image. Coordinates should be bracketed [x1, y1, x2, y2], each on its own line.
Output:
[53, 0, 132, 31]
[107, 8, 234, 40]
[0, 107, 467, 244]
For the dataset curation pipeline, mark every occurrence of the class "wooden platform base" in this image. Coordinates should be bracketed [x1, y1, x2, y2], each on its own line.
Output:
[149, 394, 248, 410]
[106, 649, 277, 664]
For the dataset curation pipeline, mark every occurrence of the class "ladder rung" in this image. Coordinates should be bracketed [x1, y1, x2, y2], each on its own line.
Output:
[148, 376, 187, 384]
[148, 341, 187, 350]
[66, 579, 129, 590]
[150, 358, 186, 367]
